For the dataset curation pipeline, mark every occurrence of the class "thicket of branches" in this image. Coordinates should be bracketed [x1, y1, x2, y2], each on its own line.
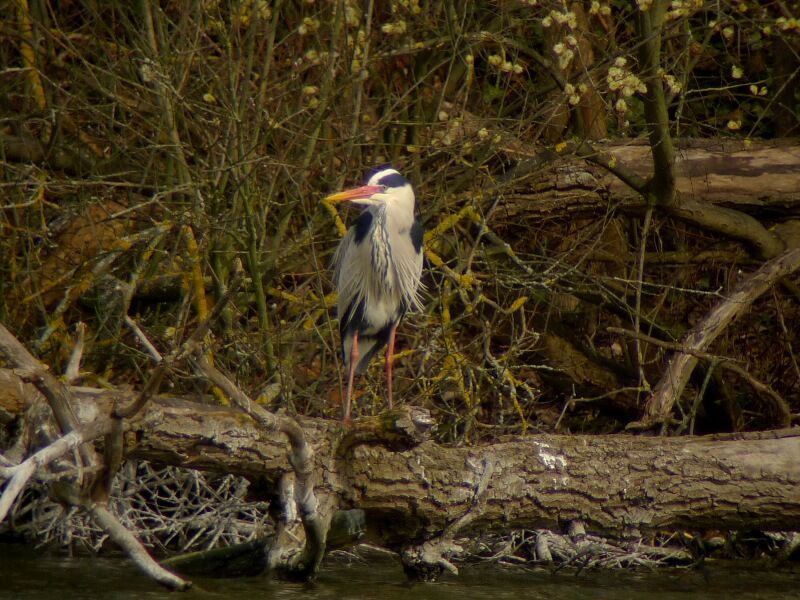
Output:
[2, 0, 799, 445]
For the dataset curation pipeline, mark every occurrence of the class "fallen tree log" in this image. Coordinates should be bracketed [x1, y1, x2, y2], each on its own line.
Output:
[2, 368, 799, 548]
[498, 139, 800, 221]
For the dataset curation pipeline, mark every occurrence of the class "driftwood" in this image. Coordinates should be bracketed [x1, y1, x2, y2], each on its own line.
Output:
[0, 309, 431, 584]
[92, 395, 800, 538]
[0, 323, 191, 590]
[2, 242, 800, 583]
[2, 365, 799, 575]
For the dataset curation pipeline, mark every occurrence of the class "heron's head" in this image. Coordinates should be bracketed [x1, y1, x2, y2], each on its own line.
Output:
[324, 168, 414, 212]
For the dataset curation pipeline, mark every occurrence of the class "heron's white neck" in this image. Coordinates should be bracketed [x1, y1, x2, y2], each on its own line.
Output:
[379, 183, 416, 230]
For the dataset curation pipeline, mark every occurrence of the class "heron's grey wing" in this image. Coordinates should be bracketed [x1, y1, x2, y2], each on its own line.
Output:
[333, 230, 357, 327]
[395, 220, 425, 312]
[334, 211, 376, 332]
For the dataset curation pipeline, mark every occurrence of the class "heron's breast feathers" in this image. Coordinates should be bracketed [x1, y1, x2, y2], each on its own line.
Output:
[334, 209, 424, 329]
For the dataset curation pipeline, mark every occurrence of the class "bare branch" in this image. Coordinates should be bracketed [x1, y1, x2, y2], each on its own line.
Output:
[124, 316, 162, 361]
[0, 322, 98, 475]
[86, 502, 191, 590]
[639, 247, 800, 428]
[610, 326, 791, 428]
[0, 418, 110, 522]
[188, 352, 326, 577]
[116, 261, 243, 419]
[664, 197, 786, 259]
[64, 322, 86, 384]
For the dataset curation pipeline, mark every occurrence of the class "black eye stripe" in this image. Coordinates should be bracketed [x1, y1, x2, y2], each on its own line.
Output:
[375, 172, 407, 188]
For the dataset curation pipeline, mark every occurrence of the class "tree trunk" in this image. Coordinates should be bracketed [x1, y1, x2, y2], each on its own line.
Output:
[500, 140, 800, 221]
[3, 369, 798, 547]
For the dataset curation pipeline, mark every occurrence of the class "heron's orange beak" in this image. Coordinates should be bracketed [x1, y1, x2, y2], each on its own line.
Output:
[324, 185, 383, 204]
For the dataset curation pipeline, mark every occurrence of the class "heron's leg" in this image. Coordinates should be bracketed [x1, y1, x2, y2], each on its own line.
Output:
[385, 325, 397, 409]
[344, 332, 360, 422]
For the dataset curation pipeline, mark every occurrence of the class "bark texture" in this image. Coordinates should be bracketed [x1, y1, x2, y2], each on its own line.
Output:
[347, 432, 800, 545]
[502, 141, 800, 219]
[3, 370, 798, 547]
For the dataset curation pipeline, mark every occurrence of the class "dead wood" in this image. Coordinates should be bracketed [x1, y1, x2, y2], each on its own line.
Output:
[608, 326, 792, 430]
[0, 419, 106, 522]
[87, 502, 190, 590]
[499, 141, 800, 221]
[2, 367, 798, 546]
[0, 322, 193, 590]
[189, 352, 327, 580]
[637, 247, 800, 429]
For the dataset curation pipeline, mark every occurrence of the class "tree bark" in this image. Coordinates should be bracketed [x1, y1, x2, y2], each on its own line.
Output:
[2, 369, 798, 547]
[345, 429, 800, 543]
[501, 141, 800, 221]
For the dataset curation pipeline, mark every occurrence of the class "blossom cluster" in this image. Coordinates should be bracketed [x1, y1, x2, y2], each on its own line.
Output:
[487, 54, 525, 74]
[607, 58, 646, 98]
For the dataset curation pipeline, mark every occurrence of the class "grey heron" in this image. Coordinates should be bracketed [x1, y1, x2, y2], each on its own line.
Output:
[324, 168, 424, 422]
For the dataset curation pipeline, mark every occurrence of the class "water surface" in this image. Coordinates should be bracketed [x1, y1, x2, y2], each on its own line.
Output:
[1, 543, 798, 599]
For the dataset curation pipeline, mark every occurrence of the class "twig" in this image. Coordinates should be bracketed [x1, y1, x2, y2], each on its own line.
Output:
[639, 247, 800, 428]
[86, 502, 191, 590]
[64, 322, 86, 384]
[571, 141, 649, 195]
[554, 387, 646, 431]
[687, 358, 718, 436]
[115, 261, 243, 418]
[720, 361, 791, 427]
[139, 0, 194, 199]
[607, 326, 717, 360]
[16, 0, 47, 112]
[633, 207, 653, 394]
[0, 418, 109, 522]
[124, 316, 162, 361]
[774, 289, 800, 383]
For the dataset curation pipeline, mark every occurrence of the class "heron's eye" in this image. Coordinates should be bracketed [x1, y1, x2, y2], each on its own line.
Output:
[380, 185, 388, 192]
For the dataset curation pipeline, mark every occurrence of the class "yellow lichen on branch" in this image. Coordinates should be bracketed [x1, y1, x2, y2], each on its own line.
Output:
[180, 225, 227, 405]
[17, 0, 47, 112]
[321, 199, 348, 237]
[181, 225, 209, 324]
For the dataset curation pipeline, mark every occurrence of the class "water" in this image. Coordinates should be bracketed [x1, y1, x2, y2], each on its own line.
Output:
[1, 543, 798, 599]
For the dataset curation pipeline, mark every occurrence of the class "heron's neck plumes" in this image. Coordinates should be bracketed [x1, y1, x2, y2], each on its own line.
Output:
[382, 184, 416, 229]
